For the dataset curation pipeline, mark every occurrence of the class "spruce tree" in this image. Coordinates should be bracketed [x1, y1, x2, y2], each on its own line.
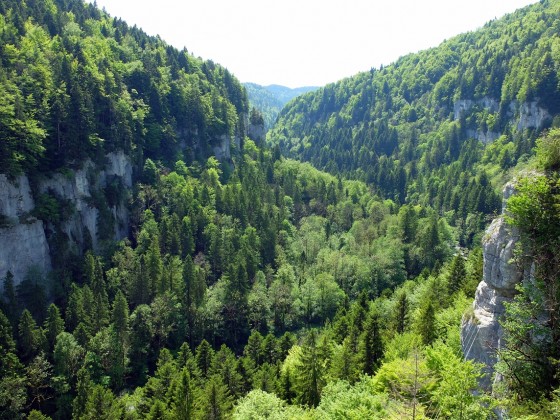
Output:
[44, 303, 65, 351]
[197, 375, 232, 420]
[2, 271, 18, 325]
[172, 368, 194, 420]
[418, 301, 436, 346]
[295, 331, 325, 407]
[447, 254, 467, 295]
[394, 291, 409, 334]
[18, 309, 38, 361]
[85, 254, 109, 333]
[195, 339, 214, 378]
[359, 310, 384, 375]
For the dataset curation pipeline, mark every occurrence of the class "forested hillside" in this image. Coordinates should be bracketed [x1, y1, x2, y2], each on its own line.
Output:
[0, 0, 247, 176]
[269, 0, 560, 246]
[244, 83, 318, 130]
[1, 0, 560, 418]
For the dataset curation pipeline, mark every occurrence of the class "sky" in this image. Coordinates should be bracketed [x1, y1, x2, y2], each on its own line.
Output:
[88, 0, 537, 88]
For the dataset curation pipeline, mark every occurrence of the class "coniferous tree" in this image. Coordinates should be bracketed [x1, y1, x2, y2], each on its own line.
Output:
[418, 302, 436, 346]
[110, 291, 130, 390]
[359, 310, 384, 375]
[195, 339, 214, 379]
[145, 236, 164, 296]
[26, 352, 53, 411]
[2, 271, 18, 325]
[72, 367, 92, 419]
[44, 303, 65, 351]
[171, 368, 194, 420]
[80, 385, 121, 420]
[18, 309, 38, 361]
[85, 253, 109, 333]
[447, 254, 467, 295]
[197, 375, 232, 420]
[295, 331, 325, 407]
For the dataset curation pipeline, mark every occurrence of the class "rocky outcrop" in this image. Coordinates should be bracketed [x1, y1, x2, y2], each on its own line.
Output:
[247, 121, 266, 145]
[516, 101, 551, 131]
[212, 134, 232, 161]
[38, 151, 132, 252]
[0, 151, 132, 287]
[0, 175, 52, 287]
[461, 181, 532, 390]
[453, 98, 551, 144]
[454, 98, 499, 120]
[466, 129, 501, 145]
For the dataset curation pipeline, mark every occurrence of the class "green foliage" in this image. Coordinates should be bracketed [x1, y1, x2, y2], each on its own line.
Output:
[498, 134, 560, 404]
[0, 0, 248, 176]
[2, 0, 547, 416]
[536, 128, 560, 171]
[244, 83, 318, 130]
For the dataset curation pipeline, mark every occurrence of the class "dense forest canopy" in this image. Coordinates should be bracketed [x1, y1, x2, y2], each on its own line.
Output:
[1, 0, 560, 418]
[243, 83, 318, 130]
[0, 0, 247, 176]
[268, 0, 560, 245]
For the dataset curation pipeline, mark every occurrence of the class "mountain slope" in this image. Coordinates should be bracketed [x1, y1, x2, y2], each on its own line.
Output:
[244, 82, 318, 129]
[0, 0, 248, 176]
[269, 0, 560, 222]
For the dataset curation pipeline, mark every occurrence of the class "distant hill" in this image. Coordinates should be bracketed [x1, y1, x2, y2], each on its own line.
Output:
[244, 83, 318, 129]
[269, 0, 560, 216]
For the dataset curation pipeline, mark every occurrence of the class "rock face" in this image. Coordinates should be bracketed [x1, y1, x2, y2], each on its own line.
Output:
[0, 151, 132, 287]
[0, 175, 52, 287]
[516, 101, 551, 131]
[212, 134, 232, 161]
[247, 121, 266, 145]
[461, 182, 531, 390]
[38, 151, 133, 253]
[453, 98, 551, 144]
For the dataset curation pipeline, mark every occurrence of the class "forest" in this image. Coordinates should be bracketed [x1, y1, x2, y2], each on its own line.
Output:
[1, 0, 560, 419]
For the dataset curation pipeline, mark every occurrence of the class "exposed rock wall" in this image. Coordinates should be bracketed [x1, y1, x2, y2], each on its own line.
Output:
[461, 182, 531, 390]
[453, 98, 551, 144]
[247, 121, 266, 145]
[38, 151, 132, 252]
[0, 175, 51, 286]
[516, 101, 551, 131]
[0, 151, 132, 287]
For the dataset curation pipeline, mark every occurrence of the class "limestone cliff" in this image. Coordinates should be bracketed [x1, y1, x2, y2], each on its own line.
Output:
[0, 175, 51, 286]
[453, 98, 551, 144]
[461, 181, 532, 390]
[0, 151, 132, 287]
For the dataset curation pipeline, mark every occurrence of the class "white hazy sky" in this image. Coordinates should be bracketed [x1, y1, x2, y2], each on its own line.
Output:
[88, 0, 537, 88]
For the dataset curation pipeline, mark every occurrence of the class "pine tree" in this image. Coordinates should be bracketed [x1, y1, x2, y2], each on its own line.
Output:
[72, 367, 92, 418]
[111, 291, 129, 338]
[148, 400, 166, 420]
[145, 236, 164, 296]
[26, 352, 53, 410]
[110, 291, 129, 390]
[65, 284, 84, 332]
[0, 309, 16, 359]
[85, 253, 109, 333]
[195, 339, 214, 378]
[279, 366, 296, 403]
[80, 384, 120, 419]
